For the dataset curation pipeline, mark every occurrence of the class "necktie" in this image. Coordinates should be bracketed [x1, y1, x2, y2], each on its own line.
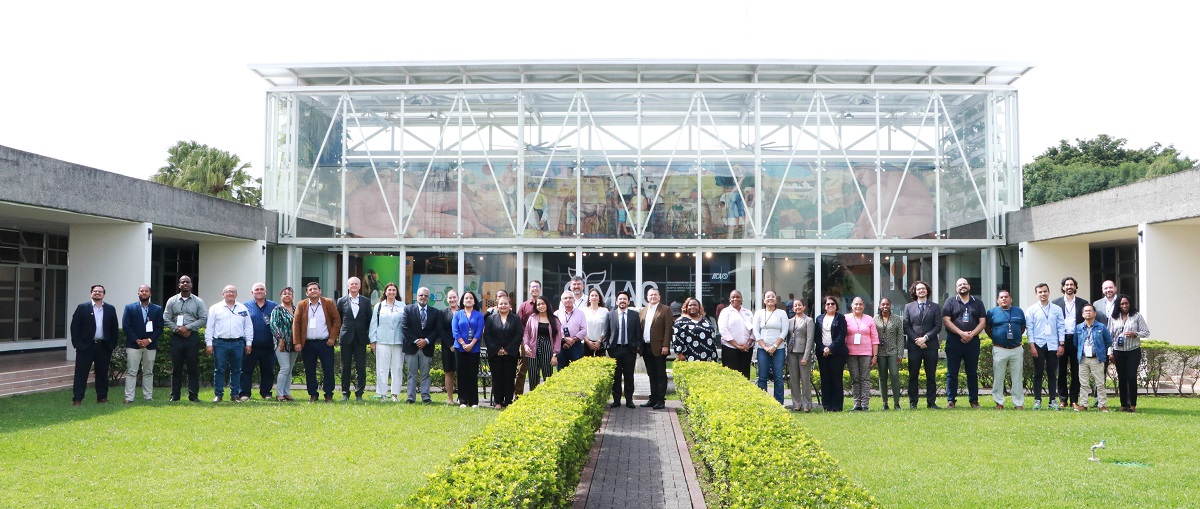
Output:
[620, 313, 626, 345]
[920, 302, 926, 314]
[420, 307, 427, 328]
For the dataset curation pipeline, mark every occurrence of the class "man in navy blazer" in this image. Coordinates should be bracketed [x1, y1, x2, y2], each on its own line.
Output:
[71, 284, 120, 406]
[902, 280, 943, 409]
[604, 290, 642, 409]
[402, 286, 443, 403]
[121, 284, 165, 403]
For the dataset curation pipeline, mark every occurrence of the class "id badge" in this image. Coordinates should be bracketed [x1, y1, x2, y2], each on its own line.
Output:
[854, 333, 862, 345]
[1117, 336, 1125, 348]
[145, 322, 155, 333]
[1006, 331, 1013, 340]
[176, 316, 185, 327]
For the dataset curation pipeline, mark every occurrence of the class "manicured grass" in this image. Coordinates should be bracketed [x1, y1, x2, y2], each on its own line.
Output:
[1, 388, 496, 508]
[798, 396, 1200, 509]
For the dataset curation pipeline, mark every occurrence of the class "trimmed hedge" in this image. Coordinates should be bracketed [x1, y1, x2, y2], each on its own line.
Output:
[401, 356, 614, 508]
[675, 361, 879, 509]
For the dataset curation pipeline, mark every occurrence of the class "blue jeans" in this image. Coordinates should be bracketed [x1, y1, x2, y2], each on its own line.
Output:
[757, 347, 786, 404]
[213, 340, 245, 398]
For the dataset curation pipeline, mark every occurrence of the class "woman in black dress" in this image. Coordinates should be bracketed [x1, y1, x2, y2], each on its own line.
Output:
[483, 294, 522, 408]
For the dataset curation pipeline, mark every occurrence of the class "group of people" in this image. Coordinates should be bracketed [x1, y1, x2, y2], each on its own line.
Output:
[69, 273, 1148, 414]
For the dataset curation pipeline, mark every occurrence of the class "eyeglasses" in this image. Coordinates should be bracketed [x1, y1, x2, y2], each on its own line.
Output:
[824, 302, 836, 306]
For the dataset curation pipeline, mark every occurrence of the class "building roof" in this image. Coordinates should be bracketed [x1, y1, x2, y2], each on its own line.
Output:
[250, 60, 1034, 89]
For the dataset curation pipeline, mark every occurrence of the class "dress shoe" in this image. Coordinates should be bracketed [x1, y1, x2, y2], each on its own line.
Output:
[213, 396, 223, 403]
[640, 400, 656, 407]
[652, 402, 665, 410]
[189, 397, 200, 402]
[277, 396, 286, 402]
[1129, 406, 1136, 413]
[1119, 406, 1128, 412]
[851, 405, 861, 411]
[124, 400, 133, 405]
[169, 396, 180, 402]
[72, 400, 82, 406]
[1099, 406, 1109, 412]
[406, 398, 415, 404]
[238, 396, 250, 402]
[97, 399, 109, 404]
[970, 403, 981, 409]
[355, 394, 363, 401]
[927, 404, 942, 410]
[610, 401, 621, 408]
[947, 401, 956, 409]
[324, 395, 333, 402]
[1072, 403, 1084, 411]
[310, 396, 319, 402]
[625, 402, 636, 409]
[340, 395, 350, 402]
[995, 404, 1004, 410]
[882, 404, 889, 411]
[1014, 406, 1023, 410]
[422, 398, 433, 404]
[909, 403, 918, 410]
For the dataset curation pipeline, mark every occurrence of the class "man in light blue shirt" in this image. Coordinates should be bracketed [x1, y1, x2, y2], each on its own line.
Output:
[1025, 283, 1065, 410]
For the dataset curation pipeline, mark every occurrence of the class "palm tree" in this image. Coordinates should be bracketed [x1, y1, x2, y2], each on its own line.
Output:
[151, 141, 262, 206]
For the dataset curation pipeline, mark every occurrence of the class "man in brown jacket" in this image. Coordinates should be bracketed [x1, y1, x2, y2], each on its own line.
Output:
[292, 281, 341, 402]
[640, 288, 673, 409]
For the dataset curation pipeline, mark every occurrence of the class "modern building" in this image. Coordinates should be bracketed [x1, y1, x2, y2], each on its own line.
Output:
[2, 60, 1197, 362]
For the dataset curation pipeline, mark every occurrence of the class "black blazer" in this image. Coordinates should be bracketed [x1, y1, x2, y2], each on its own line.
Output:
[483, 312, 523, 358]
[814, 313, 849, 357]
[402, 304, 443, 356]
[122, 302, 165, 349]
[603, 308, 642, 353]
[337, 295, 373, 346]
[70, 301, 120, 352]
[903, 300, 943, 347]
[1051, 296, 1089, 332]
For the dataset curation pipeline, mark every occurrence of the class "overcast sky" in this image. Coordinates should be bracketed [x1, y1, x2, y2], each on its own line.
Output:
[2, 1, 1195, 180]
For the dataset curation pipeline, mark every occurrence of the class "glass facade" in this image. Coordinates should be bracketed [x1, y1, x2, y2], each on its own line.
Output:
[259, 62, 1025, 310]
[0, 229, 68, 342]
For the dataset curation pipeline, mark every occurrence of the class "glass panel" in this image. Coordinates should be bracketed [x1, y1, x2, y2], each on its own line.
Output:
[643, 161, 697, 240]
[461, 161, 517, 238]
[880, 251, 935, 309]
[761, 161, 818, 239]
[877, 162, 938, 240]
[402, 162, 459, 238]
[407, 251, 459, 305]
[295, 96, 343, 228]
[580, 250, 639, 309]
[700, 250, 748, 316]
[642, 250, 698, 311]
[17, 268, 42, 340]
[345, 164, 401, 239]
[465, 251, 517, 310]
[762, 253, 816, 311]
[702, 161, 755, 240]
[46, 268, 67, 338]
[820, 252, 874, 311]
[0, 266, 13, 341]
[939, 93, 990, 238]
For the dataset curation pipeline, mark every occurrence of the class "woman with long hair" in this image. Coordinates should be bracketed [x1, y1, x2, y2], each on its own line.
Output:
[484, 294, 522, 408]
[815, 296, 849, 412]
[522, 295, 562, 391]
[368, 283, 405, 401]
[753, 290, 789, 404]
[452, 291, 485, 407]
[1108, 294, 1150, 412]
[268, 287, 297, 402]
[581, 288, 608, 357]
[844, 296, 879, 411]
[672, 297, 717, 362]
[786, 298, 815, 412]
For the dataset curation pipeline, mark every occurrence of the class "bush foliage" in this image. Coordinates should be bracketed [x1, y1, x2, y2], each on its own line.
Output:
[401, 356, 614, 508]
[674, 361, 879, 509]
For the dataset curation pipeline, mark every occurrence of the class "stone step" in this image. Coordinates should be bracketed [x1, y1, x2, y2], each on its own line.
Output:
[0, 372, 90, 398]
[0, 364, 75, 383]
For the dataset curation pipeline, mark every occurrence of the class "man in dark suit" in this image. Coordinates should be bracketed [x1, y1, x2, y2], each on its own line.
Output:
[640, 288, 672, 409]
[121, 284, 165, 403]
[70, 285, 120, 406]
[1052, 276, 1089, 409]
[903, 280, 942, 409]
[337, 276, 373, 401]
[604, 290, 641, 409]
[402, 286, 443, 403]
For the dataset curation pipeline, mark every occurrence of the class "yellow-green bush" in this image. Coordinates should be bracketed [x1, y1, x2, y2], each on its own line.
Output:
[401, 356, 614, 508]
[675, 362, 879, 509]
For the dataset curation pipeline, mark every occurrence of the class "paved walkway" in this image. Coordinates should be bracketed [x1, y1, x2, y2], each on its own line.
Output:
[575, 400, 704, 509]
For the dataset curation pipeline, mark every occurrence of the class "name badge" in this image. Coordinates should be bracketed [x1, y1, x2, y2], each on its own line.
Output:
[1007, 330, 1014, 340]
[146, 322, 155, 333]
[176, 316, 185, 327]
[853, 333, 862, 345]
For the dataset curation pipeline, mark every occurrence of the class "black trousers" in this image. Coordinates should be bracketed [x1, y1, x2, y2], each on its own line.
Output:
[642, 348, 668, 403]
[340, 340, 368, 396]
[945, 338, 980, 404]
[1032, 344, 1059, 403]
[610, 344, 637, 403]
[240, 345, 276, 398]
[908, 341, 940, 406]
[73, 344, 113, 402]
[1114, 348, 1141, 408]
[816, 350, 847, 411]
[303, 339, 336, 397]
[489, 354, 517, 406]
[721, 345, 753, 379]
[1057, 334, 1080, 404]
[457, 351, 480, 406]
[170, 333, 200, 400]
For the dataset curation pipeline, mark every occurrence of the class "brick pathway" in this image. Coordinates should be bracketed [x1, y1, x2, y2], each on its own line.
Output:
[575, 401, 704, 509]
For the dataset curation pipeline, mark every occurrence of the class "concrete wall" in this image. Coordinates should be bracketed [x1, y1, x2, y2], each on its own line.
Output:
[66, 223, 152, 360]
[1140, 222, 1200, 345]
[198, 240, 267, 306]
[1017, 240, 1090, 309]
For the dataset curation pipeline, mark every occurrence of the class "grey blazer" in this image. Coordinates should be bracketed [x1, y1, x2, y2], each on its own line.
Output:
[788, 315, 815, 362]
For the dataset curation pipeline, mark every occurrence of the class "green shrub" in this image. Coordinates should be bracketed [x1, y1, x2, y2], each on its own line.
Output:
[675, 362, 879, 509]
[401, 356, 614, 508]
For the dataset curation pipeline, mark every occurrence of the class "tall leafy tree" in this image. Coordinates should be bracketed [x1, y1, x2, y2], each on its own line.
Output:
[1023, 135, 1195, 207]
[151, 141, 262, 206]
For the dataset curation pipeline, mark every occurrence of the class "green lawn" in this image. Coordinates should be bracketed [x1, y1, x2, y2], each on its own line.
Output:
[798, 396, 1200, 509]
[2, 388, 496, 508]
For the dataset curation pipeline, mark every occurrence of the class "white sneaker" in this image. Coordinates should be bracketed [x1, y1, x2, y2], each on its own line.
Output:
[1049, 401, 1060, 411]
[1032, 400, 1041, 410]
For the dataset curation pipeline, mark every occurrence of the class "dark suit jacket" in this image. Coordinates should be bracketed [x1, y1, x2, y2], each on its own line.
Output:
[1051, 296, 1089, 334]
[483, 312, 523, 358]
[337, 295, 373, 346]
[122, 302, 165, 349]
[814, 313, 849, 357]
[402, 304, 444, 356]
[71, 301, 119, 352]
[603, 308, 642, 353]
[903, 300, 942, 347]
[640, 304, 673, 356]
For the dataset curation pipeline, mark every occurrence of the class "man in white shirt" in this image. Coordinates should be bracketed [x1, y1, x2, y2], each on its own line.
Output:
[204, 285, 254, 403]
[718, 290, 755, 379]
[1025, 283, 1065, 410]
[640, 288, 672, 409]
[1052, 276, 1088, 409]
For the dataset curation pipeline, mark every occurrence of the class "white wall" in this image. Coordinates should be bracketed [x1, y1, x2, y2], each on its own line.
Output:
[198, 240, 266, 306]
[1017, 240, 1090, 309]
[1140, 223, 1200, 345]
[66, 222, 152, 360]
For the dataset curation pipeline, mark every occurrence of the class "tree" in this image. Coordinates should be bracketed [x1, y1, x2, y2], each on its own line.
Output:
[1023, 135, 1196, 207]
[151, 141, 262, 207]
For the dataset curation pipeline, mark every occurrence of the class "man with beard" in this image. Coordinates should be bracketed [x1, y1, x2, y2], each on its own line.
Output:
[163, 276, 207, 402]
[941, 278, 986, 409]
[122, 284, 164, 403]
[903, 280, 942, 409]
[1052, 277, 1087, 409]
